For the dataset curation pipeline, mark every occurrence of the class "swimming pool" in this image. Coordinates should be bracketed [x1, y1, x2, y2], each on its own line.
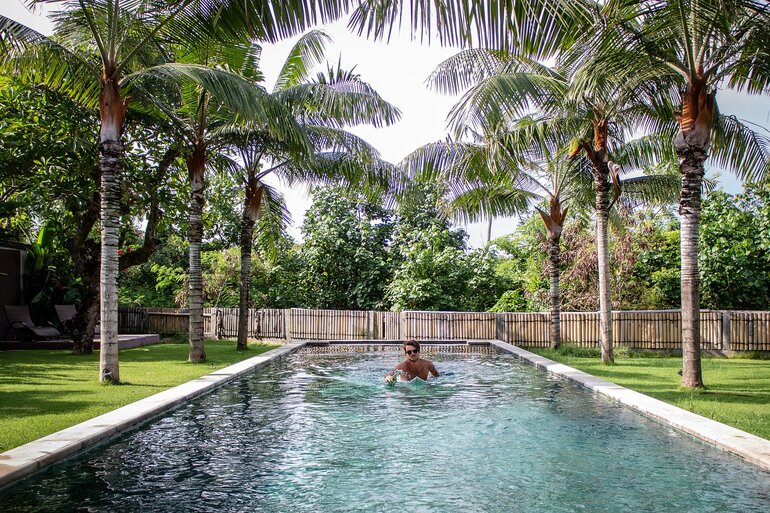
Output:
[2, 347, 769, 512]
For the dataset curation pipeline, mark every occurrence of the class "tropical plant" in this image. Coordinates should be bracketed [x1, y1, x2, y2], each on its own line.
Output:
[135, 39, 312, 362]
[298, 186, 394, 311]
[219, 30, 400, 348]
[599, 0, 770, 386]
[0, 73, 181, 353]
[1, 0, 353, 380]
[420, 37, 681, 357]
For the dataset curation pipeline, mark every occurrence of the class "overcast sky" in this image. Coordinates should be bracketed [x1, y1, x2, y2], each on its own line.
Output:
[3, 1, 769, 247]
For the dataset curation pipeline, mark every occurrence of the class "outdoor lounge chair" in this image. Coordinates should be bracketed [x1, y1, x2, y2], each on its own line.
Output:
[55, 304, 100, 335]
[3, 305, 62, 340]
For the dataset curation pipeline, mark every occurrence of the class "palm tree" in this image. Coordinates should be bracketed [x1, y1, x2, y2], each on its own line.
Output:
[223, 31, 400, 349]
[401, 130, 573, 347]
[136, 41, 314, 361]
[426, 40, 674, 363]
[601, 0, 770, 387]
[1, 0, 351, 378]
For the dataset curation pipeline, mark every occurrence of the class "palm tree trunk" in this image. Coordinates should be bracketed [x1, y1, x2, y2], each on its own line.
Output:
[675, 84, 713, 389]
[236, 222, 253, 350]
[594, 162, 613, 364]
[237, 182, 263, 350]
[679, 163, 704, 388]
[98, 73, 127, 383]
[187, 144, 206, 363]
[547, 229, 561, 349]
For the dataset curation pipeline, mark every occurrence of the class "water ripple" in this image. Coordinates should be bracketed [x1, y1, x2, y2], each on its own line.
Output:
[2, 351, 769, 512]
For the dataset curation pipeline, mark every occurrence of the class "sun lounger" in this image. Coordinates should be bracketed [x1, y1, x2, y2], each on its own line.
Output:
[3, 305, 62, 340]
[54, 304, 100, 335]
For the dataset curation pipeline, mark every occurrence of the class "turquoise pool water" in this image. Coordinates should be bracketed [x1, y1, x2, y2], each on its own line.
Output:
[2, 349, 769, 512]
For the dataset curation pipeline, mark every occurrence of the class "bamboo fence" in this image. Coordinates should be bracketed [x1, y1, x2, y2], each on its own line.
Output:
[116, 307, 770, 352]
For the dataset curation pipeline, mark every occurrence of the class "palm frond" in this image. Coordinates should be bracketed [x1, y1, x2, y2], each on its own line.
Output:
[275, 69, 401, 128]
[620, 173, 681, 207]
[611, 131, 678, 172]
[448, 182, 537, 224]
[130, 63, 311, 153]
[711, 113, 770, 182]
[303, 125, 381, 159]
[348, 0, 592, 59]
[447, 71, 567, 136]
[3, 36, 102, 109]
[272, 29, 330, 92]
[0, 14, 48, 54]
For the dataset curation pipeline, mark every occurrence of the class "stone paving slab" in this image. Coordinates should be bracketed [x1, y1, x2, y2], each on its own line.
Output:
[0, 342, 306, 490]
[491, 340, 770, 472]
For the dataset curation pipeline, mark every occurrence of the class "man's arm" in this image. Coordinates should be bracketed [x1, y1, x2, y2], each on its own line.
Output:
[429, 362, 440, 378]
[385, 363, 405, 383]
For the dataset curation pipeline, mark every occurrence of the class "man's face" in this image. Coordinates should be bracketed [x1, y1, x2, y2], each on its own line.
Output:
[404, 344, 420, 362]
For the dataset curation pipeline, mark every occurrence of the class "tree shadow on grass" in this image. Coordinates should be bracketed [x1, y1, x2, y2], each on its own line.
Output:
[0, 389, 95, 421]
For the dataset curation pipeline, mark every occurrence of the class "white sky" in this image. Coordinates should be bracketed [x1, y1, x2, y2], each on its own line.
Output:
[3, 1, 769, 247]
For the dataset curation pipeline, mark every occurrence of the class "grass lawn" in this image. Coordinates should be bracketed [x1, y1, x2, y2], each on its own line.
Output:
[0, 340, 278, 453]
[531, 346, 770, 441]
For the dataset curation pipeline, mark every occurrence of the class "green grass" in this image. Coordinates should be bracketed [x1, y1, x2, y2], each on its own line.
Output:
[531, 346, 770, 441]
[0, 340, 278, 453]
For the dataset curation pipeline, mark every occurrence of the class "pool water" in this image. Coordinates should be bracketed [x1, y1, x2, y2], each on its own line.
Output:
[2, 350, 770, 512]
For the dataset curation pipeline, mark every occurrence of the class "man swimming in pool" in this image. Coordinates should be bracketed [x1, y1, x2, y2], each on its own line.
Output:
[385, 340, 440, 383]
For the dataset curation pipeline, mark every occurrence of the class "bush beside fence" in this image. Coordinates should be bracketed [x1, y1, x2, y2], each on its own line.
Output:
[117, 307, 770, 352]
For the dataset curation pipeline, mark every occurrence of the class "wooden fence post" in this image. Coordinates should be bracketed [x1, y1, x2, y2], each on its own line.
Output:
[496, 313, 505, 342]
[722, 311, 731, 351]
[285, 309, 293, 341]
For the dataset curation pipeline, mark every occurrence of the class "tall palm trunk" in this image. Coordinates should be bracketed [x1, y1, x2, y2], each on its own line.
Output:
[675, 83, 714, 389]
[594, 164, 613, 364]
[98, 69, 127, 383]
[187, 142, 206, 363]
[547, 229, 562, 349]
[589, 118, 614, 364]
[537, 198, 567, 350]
[237, 179, 263, 350]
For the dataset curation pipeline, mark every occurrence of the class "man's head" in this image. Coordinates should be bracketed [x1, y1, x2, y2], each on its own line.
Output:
[403, 340, 421, 361]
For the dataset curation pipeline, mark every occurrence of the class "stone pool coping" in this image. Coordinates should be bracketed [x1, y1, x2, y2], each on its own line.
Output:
[0, 342, 308, 490]
[2, 339, 769, 491]
[490, 340, 770, 472]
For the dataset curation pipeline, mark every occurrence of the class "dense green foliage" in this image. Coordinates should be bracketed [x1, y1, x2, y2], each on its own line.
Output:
[299, 187, 393, 310]
[1, 78, 185, 318]
[385, 183, 511, 311]
[115, 181, 770, 314]
[699, 184, 770, 309]
[532, 347, 770, 440]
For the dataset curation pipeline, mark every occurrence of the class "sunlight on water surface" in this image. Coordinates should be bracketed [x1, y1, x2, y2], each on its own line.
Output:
[2, 350, 769, 512]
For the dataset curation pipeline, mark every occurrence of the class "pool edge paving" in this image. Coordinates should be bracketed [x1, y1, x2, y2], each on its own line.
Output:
[0, 342, 307, 490]
[489, 340, 770, 472]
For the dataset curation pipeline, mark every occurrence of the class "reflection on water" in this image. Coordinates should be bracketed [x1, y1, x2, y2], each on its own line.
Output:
[2, 351, 769, 513]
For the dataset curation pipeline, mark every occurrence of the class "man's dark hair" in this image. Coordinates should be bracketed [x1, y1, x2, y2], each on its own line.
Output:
[403, 339, 420, 352]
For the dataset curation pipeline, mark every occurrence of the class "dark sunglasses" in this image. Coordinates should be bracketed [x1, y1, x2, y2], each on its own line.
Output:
[405, 349, 419, 355]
